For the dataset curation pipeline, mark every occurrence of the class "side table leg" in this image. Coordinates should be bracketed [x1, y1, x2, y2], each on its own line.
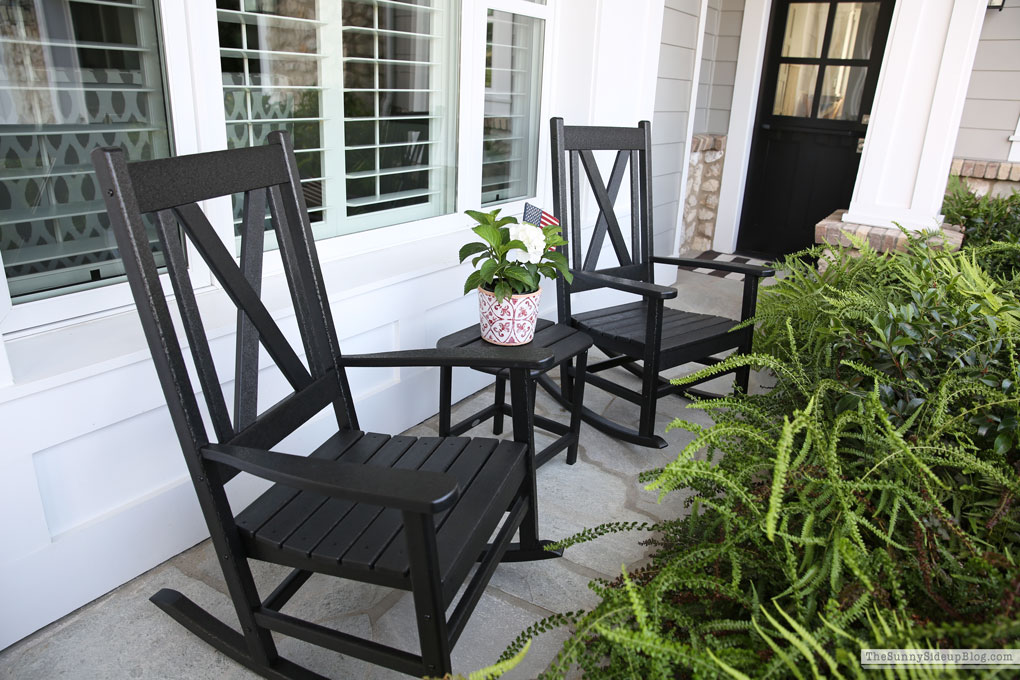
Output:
[492, 374, 506, 435]
[567, 350, 587, 465]
[439, 366, 452, 436]
[560, 362, 573, 401]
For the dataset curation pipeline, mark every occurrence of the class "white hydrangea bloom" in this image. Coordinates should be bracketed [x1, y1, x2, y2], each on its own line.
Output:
[507, 223, 546, 264]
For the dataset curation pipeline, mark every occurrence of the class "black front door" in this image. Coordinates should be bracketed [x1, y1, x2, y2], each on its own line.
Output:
[737, 0, 894, 257]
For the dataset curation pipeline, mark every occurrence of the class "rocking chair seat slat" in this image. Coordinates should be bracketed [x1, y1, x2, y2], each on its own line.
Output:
[248, 435, 408, 548]
[235, 433, 526, 598]
[274, 434, 417, 561]
[352, 438, 494, 572]
[573, 302, 746, 362]
[231, 430, 368, 532]
[308, 437, 468, 564]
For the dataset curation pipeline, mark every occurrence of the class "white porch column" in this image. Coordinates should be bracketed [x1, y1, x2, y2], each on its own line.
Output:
[841, 0, 987, 232]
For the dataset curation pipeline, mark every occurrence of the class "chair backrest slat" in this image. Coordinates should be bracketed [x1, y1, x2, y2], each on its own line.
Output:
[173, 202, 313, 392]
[630, 149, 641, 263]
[155, 208, 234, 443]
[578, 149, 632, 270]
[130, 145, 290, 214]
[234, 187, 267, 431]
[269, 155, 357, 430]
[568, 151, 583, 268]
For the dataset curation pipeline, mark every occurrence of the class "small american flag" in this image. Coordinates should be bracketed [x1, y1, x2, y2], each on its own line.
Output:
[523, 202, 559, 228]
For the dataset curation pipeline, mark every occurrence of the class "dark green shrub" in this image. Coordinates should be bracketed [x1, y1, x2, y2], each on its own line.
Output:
[943, 175, 1020, 282]
[505, 236, 1020, 679]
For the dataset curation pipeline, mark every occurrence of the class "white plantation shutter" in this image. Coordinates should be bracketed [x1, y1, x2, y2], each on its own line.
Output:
[0, 0, 172, 301]
[481, 10, 544, 206]
[217, 0, 456, 243]
[338, 0, 455, 231]
[217, 1, 329, 245]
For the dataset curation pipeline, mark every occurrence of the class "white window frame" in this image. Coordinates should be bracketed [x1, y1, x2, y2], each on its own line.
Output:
[0, 0, 555, 358]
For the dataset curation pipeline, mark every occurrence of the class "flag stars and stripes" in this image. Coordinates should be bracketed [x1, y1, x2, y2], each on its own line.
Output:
[523, 202, 559, 228]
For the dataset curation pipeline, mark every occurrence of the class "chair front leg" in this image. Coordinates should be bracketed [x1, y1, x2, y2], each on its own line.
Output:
[492, 373, 506, 435]
[639, 299, 665, 439]
[198, 467, 280, 669]
[735, 275, 762, 395]
[438, 366, 453, 436]
[403, 510, 453, 677]
[567, 350, 587, 465]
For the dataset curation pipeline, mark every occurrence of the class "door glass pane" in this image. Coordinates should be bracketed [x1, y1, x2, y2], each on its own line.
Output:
[1, 0, 172, 302]
[818, 65, 867, 120]
[780, 3, 829, 58]
[482, 11, 545, 205]
[773, 64, 818, 117]
[828, 2, 881, 60]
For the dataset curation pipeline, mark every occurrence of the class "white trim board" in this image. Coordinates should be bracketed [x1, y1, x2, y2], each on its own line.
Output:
[673, 0, 711, 257]
[713, 0, 772, 253]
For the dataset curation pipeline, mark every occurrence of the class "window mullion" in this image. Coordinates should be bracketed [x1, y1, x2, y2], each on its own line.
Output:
[321, 3, 347, 241]
[374, 3, 382, 206]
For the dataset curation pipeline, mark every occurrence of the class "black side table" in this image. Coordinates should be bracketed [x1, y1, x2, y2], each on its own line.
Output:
[437, 319, 592, 467]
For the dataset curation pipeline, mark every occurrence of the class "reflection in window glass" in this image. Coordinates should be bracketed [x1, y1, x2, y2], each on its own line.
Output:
[339, 0, 455, 225]
[780, 3, 828, 58]
[828, 2, 880, 60]
[818, 65, 867, 120]
[482, 11, 544, 205]
[773, 64, 818, 117]
[1, 0, 171, 301]
[218, 0, 326, 246]
[217, 0, 457, 245]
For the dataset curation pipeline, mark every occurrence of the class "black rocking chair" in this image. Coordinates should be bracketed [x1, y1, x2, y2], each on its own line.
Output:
[546, 118, 775, 448]
[91, 132, 559, 679]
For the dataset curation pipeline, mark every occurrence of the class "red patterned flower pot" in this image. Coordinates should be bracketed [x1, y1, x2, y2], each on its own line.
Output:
[477, 286, 541, 345]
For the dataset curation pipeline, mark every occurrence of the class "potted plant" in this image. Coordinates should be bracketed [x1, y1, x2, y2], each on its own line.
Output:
[459, 208, 572, 345]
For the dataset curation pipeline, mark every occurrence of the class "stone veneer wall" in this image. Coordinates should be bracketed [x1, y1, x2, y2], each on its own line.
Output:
[951, 158, 1020, 198]
[679, 134, 726, 252]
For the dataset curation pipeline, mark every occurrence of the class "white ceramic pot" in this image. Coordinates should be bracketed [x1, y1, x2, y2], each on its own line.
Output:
[477, 286, 541, 345]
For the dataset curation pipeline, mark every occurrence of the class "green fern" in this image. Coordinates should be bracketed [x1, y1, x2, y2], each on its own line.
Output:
[496, 238, 1020, 679]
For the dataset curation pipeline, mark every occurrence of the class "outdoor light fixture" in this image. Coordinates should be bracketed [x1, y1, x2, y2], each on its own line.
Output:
[988, 0, 1005, 10]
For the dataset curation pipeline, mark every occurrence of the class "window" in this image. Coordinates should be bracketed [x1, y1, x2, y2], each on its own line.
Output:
[481, 10, 544, 206]
[216, 0, 457, 244]
[772, 1, 880, 121]
[0, 0, 550, 321]
[0, 0, 171, 302]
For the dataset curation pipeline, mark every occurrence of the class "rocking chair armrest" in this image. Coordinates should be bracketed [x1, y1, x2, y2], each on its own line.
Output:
[339, 347, 555, 371]
[202, 443, 459, 513]
[653, 256, 776, 277]
[570, 269, 678, 300]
